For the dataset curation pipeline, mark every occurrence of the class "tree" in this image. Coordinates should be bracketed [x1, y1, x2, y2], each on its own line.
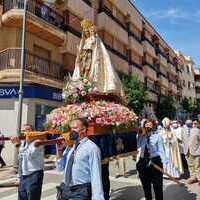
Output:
[155, 95, 176, 120]
[122, 74, 148, 115]
[181, 97, 198, 117]
[188, 98, 198, 113]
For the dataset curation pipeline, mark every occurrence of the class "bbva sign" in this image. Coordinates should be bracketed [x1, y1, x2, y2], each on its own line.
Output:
[0, 88, 18, 97]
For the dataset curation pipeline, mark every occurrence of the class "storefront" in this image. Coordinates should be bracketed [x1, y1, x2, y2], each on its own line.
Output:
[0, 84, 62, 164]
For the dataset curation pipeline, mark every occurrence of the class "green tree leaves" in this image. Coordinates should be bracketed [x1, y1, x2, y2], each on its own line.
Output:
[122, 74, 148, 115]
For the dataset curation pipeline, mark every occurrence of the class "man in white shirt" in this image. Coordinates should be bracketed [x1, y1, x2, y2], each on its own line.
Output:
[56, 118, 105, 200]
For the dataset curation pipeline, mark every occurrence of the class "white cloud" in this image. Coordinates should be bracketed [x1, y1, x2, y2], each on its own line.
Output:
[145, 8, 200, 24]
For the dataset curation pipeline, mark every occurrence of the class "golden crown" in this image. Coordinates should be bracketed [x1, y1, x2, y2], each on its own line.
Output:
[81, 19, 96, 30]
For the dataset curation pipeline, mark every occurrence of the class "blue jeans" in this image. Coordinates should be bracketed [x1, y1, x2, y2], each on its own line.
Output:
[18, 170, 44, 200]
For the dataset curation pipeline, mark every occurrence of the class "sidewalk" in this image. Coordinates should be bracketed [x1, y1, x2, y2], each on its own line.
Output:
[0, 156, 56, 181]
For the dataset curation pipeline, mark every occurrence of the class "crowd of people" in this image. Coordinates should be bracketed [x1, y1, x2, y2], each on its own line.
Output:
[0, 117, 199, 200]
[135, 117, 200, 200]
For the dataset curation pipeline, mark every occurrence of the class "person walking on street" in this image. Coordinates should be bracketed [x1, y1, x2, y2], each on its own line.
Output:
[0, 131, 6, 168]
[56, 118, 104, 200]
[160, 118, 183, 178]
[187, 122, 200, 185]
[136, 120, 165, 200]
[10, 124, 45, 200]
[171, 120, 189, 178]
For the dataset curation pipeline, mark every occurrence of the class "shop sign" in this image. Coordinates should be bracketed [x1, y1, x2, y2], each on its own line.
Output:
[0, 85, 62, 102]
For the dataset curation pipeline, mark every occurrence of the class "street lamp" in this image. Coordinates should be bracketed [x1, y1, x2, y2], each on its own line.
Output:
[13, 0, 27, 167]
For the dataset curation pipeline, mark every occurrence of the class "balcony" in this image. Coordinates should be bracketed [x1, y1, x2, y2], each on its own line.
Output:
[196, 94, 200, 99]
[98, 12, 128, 45]
[2, 0, 66, 45]
[158, 54, 168, 68]
[195, 82, 200, 88]
[0, 48, 63, 81]
[130, 37, 143, 56]
[158, 74, 168, 88]
[142, 40, 156, 58]
[169, 82, 177, 94]
[168, 63, 176, 75]
[143, 64, 157, 80]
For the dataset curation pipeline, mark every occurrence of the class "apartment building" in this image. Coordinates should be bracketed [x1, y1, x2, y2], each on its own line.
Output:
[176, 51, 196, 100]
[0, 0, 181, 162]
[194, 68, 200, 102]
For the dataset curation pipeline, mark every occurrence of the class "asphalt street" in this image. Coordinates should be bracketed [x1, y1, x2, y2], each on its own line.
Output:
[0, 157, 199, 200]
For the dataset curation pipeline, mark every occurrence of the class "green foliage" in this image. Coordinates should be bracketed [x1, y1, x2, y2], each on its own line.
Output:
[188, 98, 198, 113]
[155, 95, 176, 120]
[181, 97, 189, 111]
[122, 74, 148, 115]
[181, 97, 198, 113]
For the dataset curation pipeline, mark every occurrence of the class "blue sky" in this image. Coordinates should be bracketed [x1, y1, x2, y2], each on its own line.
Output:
[132, 0, 200, 67]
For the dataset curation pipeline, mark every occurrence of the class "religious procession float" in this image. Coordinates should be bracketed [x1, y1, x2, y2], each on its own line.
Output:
[0, 19, 138, 162]
[41, 19, 138, 161]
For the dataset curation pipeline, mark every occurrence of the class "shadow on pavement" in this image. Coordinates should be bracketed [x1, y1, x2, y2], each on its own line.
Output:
[110, 183, 197, 200]
[164, 183, 197, 200]
[110, 185, 144, 200]
[125, 169, 137, 177]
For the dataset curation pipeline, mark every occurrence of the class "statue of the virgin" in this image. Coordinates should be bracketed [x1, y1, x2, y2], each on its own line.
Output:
[72, 19, 125, 98]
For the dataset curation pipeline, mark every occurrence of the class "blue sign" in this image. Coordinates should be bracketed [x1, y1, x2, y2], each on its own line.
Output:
[0, 85, 62, 102]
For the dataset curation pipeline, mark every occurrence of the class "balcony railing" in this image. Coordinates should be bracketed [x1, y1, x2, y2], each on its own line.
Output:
[0, 48, 63, 80]
[3, 0, 65, 30]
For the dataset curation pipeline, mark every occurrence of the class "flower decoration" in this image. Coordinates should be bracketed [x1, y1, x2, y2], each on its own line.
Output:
[45, 101, 137, 132]
[62, 78, 96, 103]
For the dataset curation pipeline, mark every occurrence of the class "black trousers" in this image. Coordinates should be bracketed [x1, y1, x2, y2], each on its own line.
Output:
[0, 145, 6, 166]
[136, 156, 163, 200]
[181, 154, 190, 178]
[18, 170, 44, 200]
[102, 163, 110, 200]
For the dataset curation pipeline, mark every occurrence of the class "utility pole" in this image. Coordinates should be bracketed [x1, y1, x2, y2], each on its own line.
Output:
[13, 0, 27, 168]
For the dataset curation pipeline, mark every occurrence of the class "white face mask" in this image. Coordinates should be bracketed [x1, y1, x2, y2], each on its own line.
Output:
[172, 124, 178, 129]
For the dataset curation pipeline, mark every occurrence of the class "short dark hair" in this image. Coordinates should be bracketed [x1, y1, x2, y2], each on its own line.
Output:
[74, 118, 88, 128]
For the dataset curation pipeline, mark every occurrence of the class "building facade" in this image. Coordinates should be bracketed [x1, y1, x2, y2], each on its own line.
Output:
[194, 68, 200, 102]
[0, 0, 185, 162]
[176, 51, 196, 100]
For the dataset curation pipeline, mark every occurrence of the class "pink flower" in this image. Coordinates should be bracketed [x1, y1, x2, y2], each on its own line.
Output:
[96, 118, 102, 124]
[78, 85, 84, 91]
[92, 87, 98, 92]
[81, 91, 87, 96]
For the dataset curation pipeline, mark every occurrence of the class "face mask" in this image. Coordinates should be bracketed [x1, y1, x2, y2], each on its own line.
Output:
[172, 124, 178, 129]
[186, 124, 192, 128]
[69, 130, 79, 141]
[145, 127, 152, 132]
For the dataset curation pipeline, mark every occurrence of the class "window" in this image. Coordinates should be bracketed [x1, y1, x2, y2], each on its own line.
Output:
[131, 51, 142, 65]
[116, 8, 126, 26]
[64, 11, 81, 33]
[186, 65, 190, 73]
[34, 45, 51, 60]
[103, 31, 114, 48]
[32, 45, 51, 72]
[114, 39, 127, 57]
[130, 24, 142, 40]
[182, 80, 185, 87]
[188, 81, 190, 88]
